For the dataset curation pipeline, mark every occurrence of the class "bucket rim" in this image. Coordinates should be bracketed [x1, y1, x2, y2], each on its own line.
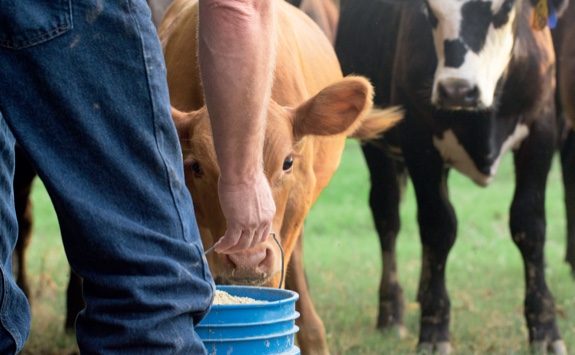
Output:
[211, 285, 299, 308]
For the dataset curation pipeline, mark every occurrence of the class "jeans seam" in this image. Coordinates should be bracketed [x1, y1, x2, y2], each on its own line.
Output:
[128, 0, 188, 244]
[128, 2, 214, 310]
[0, 24, 70, 49]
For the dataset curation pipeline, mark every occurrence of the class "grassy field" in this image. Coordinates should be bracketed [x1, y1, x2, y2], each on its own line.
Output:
[20, 140, 575, 354]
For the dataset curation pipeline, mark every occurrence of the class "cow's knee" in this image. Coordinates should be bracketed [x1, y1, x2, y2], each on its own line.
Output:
[510, 196, 546, 260]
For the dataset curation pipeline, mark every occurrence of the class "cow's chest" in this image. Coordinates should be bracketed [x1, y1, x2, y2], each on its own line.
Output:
[432, 123, 529, 186]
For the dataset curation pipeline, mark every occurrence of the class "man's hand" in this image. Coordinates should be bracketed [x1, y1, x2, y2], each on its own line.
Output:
[214, 171, 276, 254]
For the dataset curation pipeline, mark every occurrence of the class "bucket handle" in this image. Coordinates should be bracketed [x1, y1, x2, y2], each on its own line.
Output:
[204, 232, 285, 289]
[270, 232, 285, 289]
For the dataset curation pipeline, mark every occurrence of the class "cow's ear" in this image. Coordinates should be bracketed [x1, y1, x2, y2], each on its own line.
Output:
[171, 106, 201, 141]
[291, 76, 374, 139]
[348, 106, 403, 140]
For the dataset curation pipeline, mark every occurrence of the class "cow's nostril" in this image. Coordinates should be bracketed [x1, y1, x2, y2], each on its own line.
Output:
[465, 86, 480, 104]
[258, 248, 271, 268]
[438, 82, 450, 101]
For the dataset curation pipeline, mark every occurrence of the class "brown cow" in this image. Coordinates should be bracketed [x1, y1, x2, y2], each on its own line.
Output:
[160, 0, 401, 353]
[10, 0, 340, 336]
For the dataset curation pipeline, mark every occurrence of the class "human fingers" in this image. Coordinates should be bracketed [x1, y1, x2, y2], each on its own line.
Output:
[251, 221, 272, 249]
[213, 228, 241, 254]
[216, 227, 257, 254]
[227, 229, 256, 254]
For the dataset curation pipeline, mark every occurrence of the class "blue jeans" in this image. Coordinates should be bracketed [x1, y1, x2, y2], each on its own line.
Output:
[0, 0, 215, 353]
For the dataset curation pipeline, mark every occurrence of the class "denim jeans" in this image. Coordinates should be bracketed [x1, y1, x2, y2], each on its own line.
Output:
[0, 0, 215, 353]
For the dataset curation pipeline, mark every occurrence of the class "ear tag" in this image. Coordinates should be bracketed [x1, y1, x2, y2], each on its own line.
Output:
[548, 11, 557, 28]
[547, 1, 558, 29]
[530, 0, 549, 31]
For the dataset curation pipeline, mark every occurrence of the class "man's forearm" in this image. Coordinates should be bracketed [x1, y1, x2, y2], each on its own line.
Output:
[198, 0, 277, 184]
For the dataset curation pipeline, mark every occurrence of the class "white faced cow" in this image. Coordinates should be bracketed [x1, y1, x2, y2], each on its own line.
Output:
[336, 0, 568, 353]
[160, 0, 401, 354]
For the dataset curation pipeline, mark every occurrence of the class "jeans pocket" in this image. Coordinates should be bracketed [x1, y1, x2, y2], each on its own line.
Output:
[0, 0, 73, 50]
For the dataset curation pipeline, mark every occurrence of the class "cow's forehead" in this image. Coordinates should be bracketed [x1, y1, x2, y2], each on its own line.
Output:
[427, 0, 510, 13]
[426, 0, 516, 55]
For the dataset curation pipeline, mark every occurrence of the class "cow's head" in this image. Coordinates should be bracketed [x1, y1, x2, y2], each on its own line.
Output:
[424, 0, 568, 110]
[173, 76, 401, 288]
[424, 0, 521, 109]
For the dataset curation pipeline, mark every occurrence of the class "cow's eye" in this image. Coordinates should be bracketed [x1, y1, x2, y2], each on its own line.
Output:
[282, 156, 294, 172]
[191, 161, 203, 177]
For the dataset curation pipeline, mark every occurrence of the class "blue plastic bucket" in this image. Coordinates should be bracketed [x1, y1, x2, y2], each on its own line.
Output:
[197, 285, 300, 355]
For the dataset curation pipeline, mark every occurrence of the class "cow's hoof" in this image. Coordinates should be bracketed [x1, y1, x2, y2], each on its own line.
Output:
[531, 339, 567, 355]
[436, 342, 452, 354]
[417, 341, 452, 355]
[417, 342, 433, 354]
[397, 325, 408, 339]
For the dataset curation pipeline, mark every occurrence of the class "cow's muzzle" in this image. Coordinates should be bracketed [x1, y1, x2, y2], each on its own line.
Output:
[436, 78, 480, 109]
[215, 233, 285, 288]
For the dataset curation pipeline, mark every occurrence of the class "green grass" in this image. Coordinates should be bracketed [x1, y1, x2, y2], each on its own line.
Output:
[20, 140, 575, 354]
[21, 180, 78, 355]
[304, 140, 575, 354]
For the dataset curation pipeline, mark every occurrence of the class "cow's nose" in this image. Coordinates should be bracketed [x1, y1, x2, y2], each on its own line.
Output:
[437, 79, 480, 108]
[226, 248, 269, 269]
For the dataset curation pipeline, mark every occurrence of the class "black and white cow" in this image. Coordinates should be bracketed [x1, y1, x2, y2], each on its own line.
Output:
[336, 0, 568, 353]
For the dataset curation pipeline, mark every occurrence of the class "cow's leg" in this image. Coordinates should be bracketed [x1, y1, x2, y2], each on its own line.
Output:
[361, 141, 406, 335]
[13, 146, 37, 299]
[402, 128, 456, 355]
[285, 228, 329, 355]
[511, 121, 565, 354]
[560, 128, 575, 275]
